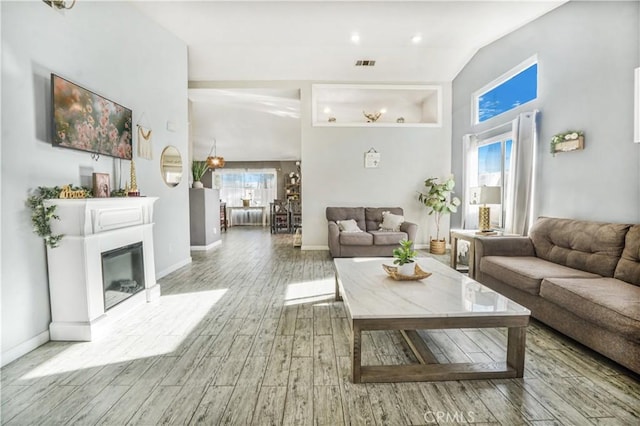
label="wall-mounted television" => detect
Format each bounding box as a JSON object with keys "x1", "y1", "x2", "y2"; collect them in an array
[{"x1": 51, "y1": 74, "x2": 133, "y2": 160}]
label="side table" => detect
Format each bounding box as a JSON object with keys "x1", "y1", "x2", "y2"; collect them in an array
[{"x1": 450, "y1": 229, "x2": 502, "y2": 279}]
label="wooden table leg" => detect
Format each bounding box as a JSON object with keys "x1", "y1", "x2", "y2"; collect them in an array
[
  {"x1": 507, "y1": 326, "x2": 526, "y2": 377},
  {"x1": 451, "y1": 234, "x2": 458, "y2": 269},
  {"x1": 335, "y1": 273, "x2": 342, "y2": 301},
  {"x1": 352, "y1": 321, "x2": 362, "y2": 383}
]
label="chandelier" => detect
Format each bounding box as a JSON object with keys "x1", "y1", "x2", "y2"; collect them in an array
[{"x1": 206, "y1": 138, "x2": 225, "y2": 169}]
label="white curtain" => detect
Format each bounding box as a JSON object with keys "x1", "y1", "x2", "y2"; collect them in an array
[
  {"x1": 462, "y1": 133, "x2": 479, "y2": 229},
  {"x1": 504, "y1": 110, "x2": 539, "y2": 235},
  {"x1": 215, "y1": 168, "x2": 277, "y2": 207}
]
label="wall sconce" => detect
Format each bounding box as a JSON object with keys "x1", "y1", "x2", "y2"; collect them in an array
[
  {"x1": 43, "y1": 0, "x2": 77, "y2": 10},
  {"x1": 469, "y1": 186, "x2": 501, "y2": 232}
]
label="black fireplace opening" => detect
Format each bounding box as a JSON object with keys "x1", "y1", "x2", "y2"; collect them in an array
[{"x1": 101, "y1": 242, "x2": 145, "y2": 311}]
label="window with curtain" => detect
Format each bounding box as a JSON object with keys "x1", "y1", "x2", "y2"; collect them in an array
[
  {"x1": 463, "y1": 111, "x2": 538, "y2": 235},
  {"x1": 467, "y1": 133, "x2": 513, "y2": 229},
  {"x1": 215, "y1": 168, "x2": 277, "y2": 207}
]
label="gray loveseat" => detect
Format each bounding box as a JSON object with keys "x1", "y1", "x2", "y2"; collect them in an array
[
  {"x1": 474, "y1": 216, "x2": 640, "y2": 374},
  {"x1": 326, "y1": 207, "x2": 417, "y2": 258}
]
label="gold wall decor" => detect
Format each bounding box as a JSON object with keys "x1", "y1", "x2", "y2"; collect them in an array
[{"x1": 59, "y1": 185, "x2": 88, "y2": 199}]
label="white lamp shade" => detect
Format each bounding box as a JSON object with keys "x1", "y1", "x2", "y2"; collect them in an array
[{"x1": 469, "y1": 186, "x2": 501, "y2": 205}]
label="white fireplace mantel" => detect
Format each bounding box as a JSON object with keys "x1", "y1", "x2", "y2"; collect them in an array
[{"x1": 44, "y1": 197, "x2": 159, "y2": 341}]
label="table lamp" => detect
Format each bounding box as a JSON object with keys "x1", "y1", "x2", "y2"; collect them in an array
[{"x1": 470, "y1": 186, "x2": 501, "y2": 232}]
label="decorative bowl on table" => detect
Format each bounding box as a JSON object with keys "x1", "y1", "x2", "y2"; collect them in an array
[{"x1": 383, "y1": 264, "x2": 432, "y2": 281}]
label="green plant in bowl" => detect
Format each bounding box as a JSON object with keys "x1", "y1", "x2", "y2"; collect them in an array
[{"x1": 393, "y1": 239, "x2": 417, "y2": 275}]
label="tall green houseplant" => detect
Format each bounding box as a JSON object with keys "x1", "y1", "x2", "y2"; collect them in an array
[{"x1": 418, "y1": 177, "x2": 461, "y2": 244}]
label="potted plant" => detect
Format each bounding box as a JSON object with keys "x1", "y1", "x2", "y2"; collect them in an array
[
  {"x1": 418, "y1": 177, "x2": 461, "y2": 254},
  {"x1": 191, "y1": 160, "x2": 208, "y2": 188},
  {"x1": 393, "y1": 239, "x2": 418, "y2": 276}
]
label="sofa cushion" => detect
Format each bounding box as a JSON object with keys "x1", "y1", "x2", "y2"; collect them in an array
[
  {"x1": 339, "y1": 231, "x2": 373, "y2": 246},
  {"x1": 480, "y1": 256, "x2": 601, "y2": 295},
  {"x1": 326, "y1": 207, "x2": 366, "y2": 232},
  {"x1": 364, "y1": 207, "x2": 403, "y2": 232},
  {"x1": 614, "y1": 224, "x2": 640, "y2": 286},
  {"x1": 369, "y1": 230, "x2": 408, "y2": 246},
  {"x1": 336, "y1": 219, "x2": 363, "y2": 233},
  {"x1": 379, "y1": 211, "x2": 404, "y2": 232},
  {"x1": 529, "y1": 217, "x2": 631, "y2": 277},
  {"x1": 540, "y1": 277, "x2": 640, "y2": 341}
]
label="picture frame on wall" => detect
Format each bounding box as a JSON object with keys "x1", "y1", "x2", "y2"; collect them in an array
[{"x1": 93, "y1": 173, "x2": 110, "y2": 198}]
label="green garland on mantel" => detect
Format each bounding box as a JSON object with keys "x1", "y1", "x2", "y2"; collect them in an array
[{"x1": 26, "y1": 185, "x2": 92, "y2": 249}]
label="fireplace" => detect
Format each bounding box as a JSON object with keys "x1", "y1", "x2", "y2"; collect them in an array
[
  {"x1": 44, "y1": 197, "x2": 159, "y2": 341},
  {"x1": 102, "y1": 242, "x2": 145, "y2": 310}
]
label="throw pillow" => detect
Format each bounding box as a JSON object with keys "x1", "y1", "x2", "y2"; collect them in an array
[
  {"x1": 337, "y1": 219, "x2": 363, "y2": 233},
  {"x1": 379, "y1": 211, "x2": 404, "y2": 232}
]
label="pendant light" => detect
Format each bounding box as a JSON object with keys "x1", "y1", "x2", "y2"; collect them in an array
[{"x1": 206, "y1": 138, "x2": 225, "y2": 169}]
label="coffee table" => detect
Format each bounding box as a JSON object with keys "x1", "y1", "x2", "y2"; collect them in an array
[{"x1": 334, "y1": 257, "x2": 530, "y2": 383}]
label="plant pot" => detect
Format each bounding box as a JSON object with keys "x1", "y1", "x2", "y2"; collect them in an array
[
  {"x1": 192, "y1": 181, "x2": 204, "y2": 189},
  {"x1": 430, "y1": 239, "x2": 446, "y2": 255},
  {"x1": 398, "y1": 262, "x2": 415, "y2": 276}
]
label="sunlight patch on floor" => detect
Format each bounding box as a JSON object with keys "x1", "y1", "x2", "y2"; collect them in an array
[
  {"x1": 19, "y1": 289, "x2": 227, "y2": 381},
  {"x1": 284, "y1": 278, "x2": 334, "y2": 306}
]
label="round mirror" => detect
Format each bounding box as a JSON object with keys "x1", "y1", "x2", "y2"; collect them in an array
[{"x1": 160, "y1": 145, "x2": 183, "y2": 187}]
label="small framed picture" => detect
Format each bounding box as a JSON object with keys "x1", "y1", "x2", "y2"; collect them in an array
[{"x1": 92, "y1": 173, "x2": 110, "y2": 198}]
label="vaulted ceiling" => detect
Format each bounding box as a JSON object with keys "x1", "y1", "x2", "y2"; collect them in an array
[{"x1": 133, "y1": 1, "x2": 567, "y2": 161}]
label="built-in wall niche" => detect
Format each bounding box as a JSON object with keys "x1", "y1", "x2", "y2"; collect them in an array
[{"x1": 311, "y1": 84, "x2": 442, "y2": 127}]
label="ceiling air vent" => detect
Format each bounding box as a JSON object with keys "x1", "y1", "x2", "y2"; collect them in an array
[{"x1": 355, "y1": 60, "x2": 376, "y2": 67}]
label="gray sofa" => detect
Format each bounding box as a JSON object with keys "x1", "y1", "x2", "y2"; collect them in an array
[
  {"x1": 326, "y1": 207, "x2": 417, "y2": 258},
  {"x1": 474, "y1": 217, "x2": 640, "y2": 374}
]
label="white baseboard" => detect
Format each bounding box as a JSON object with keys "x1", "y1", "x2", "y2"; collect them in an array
[
  {"x1": 156, "y1": 256, "x2": 192, "y2": 279},
  {"x1": 1, "y1": 330, "x2": 50, "y2": 368},
  {"x1": 190, "y1": 240, "x2": 222, "y2": 251},
  {"x1": 301, "y1": 245, "x2": 329, "y2": 251}
]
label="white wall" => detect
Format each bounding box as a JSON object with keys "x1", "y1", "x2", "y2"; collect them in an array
[
  {"x1": 301, "y1": 83, "x2": 454, "y2": 248},
  {"x1": 1, "y1": 1, "x2": 191, "y2": 365},
  {"x1": 451, "y1": 1, "x2": 640, "y2": 228},
  {"x1": 188, "y1": 80, "x2": 454, "y2": 248}
]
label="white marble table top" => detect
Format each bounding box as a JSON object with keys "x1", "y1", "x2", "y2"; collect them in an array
[{"x1": 334, "y1": 257, "x2": 530, "y2": 320}]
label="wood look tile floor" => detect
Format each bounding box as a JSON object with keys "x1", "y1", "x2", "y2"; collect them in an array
[{"x1": 1, "y1": 227, "x2": 639, "y2": 425}]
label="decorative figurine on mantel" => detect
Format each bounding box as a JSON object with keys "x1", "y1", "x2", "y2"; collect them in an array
[
  {"x1": 363, "y1": 110, "x2": 382, "y2": 123},
  {"x1": 127, "y1": 159, "x2": 140, "y2": 197}
]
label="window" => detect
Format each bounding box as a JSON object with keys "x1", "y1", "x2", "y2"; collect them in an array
[
  {"x1": 215, "y1": 169, "x2": 276, "y2": 207},
  {"x1": 466, "y1": 133, "x2": 513, "y2": 229},
  {"x1": 473, "y1": 56, "x2": 537, "y2": 124}
]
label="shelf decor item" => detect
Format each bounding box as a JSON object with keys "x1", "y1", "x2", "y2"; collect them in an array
[
  {"x1": 551, "y1": 130, "x2": 584, "y2": 155},
  {"x1": 92, "y1": 173, "x2": 110, "y2": 198},
  {"x1": 128, "y1": 159, "x2": 140, "y2": 196},
  {"x1": 363, "y1": 110, "x2": 382, "y2": 122}
]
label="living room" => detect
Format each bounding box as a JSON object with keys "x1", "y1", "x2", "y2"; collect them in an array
[{"x1": 1, "y1": 0, "x2": 639, "y2": 424}]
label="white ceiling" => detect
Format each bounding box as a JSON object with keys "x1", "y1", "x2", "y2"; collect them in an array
[{"x1": 133, "y1": 1, "x2": 567, "y2": 161}]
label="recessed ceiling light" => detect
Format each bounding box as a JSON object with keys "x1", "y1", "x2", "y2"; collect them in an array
[
  {"x1": 411, "y1": 34, "x2": 422, "y2": 44},
  {"x1": 351, "y1": 33, "x2": 360, "y2": 44},
  {"x1": 323, "y1": 107, "x2": 331, "y2": 114},
  {"x1": 380, "y1": 108, "x2": 387, "y2": 114}
]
